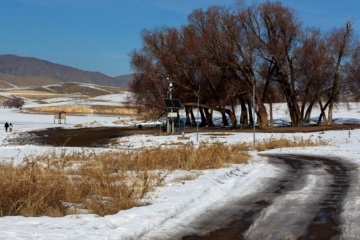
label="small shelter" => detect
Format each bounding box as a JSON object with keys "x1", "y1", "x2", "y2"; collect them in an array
[{"x1": 54, "y1": 111, "x2": 66, "y2": 124}]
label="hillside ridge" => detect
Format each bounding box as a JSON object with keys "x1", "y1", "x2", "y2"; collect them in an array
[{"x1": 0, "y1": 54, "x2": 133, "y2": 88}]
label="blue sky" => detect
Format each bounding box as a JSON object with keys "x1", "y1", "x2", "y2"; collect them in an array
[{"x1": 0, "y1": 0, "x2": 358, "y2": 77}]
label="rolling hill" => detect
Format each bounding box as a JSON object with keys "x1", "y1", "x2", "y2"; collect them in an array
[
  {"x1": 0, "y1": 54, "x2": 133, "y2": 88},
  {"x1": 0, "y1": 73, "x2": 62, "y2": 88}
]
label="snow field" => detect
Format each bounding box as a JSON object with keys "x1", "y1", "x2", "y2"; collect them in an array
[{"x1": 0, "y1": 92, "x2": 359, "y2": 239}]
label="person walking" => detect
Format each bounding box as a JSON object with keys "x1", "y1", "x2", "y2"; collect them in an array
[
  {"x1": 9, "y1": 123, "x2": 13, "y2": 132},
  {"x1": 4, "y1": 122, "x2": 9, "y2": 132}
]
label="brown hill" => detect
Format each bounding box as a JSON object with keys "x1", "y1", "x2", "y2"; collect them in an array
[
  {"x1": 0, "y1": 73, "x2": 62, "y2": 89},
  {"x1": 0, "y1": 54, "x2": 133, "y2": 88},
  {"x1": 3, "y1": 82, "x2": 128, "y2": 97},
  {"x1": 38, "y1": 82, "x2": 125, "y2": 97}
]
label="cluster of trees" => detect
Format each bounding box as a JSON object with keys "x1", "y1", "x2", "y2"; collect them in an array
[
  {"x1": 129, "y1": 1, "x2": 360, "y2": 129},
  {"x1": 2, "y1": 96, "x2": 25, "y2": 109}
]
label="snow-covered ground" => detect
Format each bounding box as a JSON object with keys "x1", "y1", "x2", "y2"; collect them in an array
[{"x1": 0, "y1": 92, "x2": 359, "y2": 239}]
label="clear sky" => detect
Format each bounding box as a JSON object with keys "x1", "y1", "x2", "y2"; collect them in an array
[{"x1": 0, "y1": 0, "x2": 358, "y2": 77}]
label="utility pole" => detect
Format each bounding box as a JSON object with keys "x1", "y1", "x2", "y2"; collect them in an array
[
  {"x1": 197, "y1": 96, "x2": 199, "y2": 142},
  {"x1": 252, "y1": 77, "x2": 256, "y2": 149},
  {"x1": 167, "y1": 78, "x2": 174, "y2": 134}
]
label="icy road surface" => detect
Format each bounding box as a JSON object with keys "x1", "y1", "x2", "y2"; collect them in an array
[{"x1": 180, "y1": 154, "x2": 358, "y2": 240}]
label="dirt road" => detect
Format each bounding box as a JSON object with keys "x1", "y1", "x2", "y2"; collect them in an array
[
  {"x1": 182, "y1": 154, "x2": 356, "y2": 240},
  {"x1": 9, "y1": 123, "x2": 360, "y2": 147}
]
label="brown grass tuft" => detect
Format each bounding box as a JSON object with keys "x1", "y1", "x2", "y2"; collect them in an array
[
  {"x1": 173, "y1": 172, "x2": 201, "y2": 182},
  {"x1": 255, "y1": 136, "x2": 330, "y2": 151}
]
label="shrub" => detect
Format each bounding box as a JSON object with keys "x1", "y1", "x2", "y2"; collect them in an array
[{"x1": 3, "y1": 96, "x2": 25, "y2": 108}]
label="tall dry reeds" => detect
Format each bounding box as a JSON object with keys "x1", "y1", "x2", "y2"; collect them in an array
[
  {"x1": 254, "y1": 136, "x2": 329, "y2": 151},
  {"x1": 0, "y1": 159, "x2": 142, "y2": 217},
  {"x1": 0, "y1": 142, "x2": 250, "y2": 218},
  {"x1": 108, "y1": 142, "x2": 250, "y2": 171}
]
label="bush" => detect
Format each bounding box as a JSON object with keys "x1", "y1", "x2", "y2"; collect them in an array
[{"x1": 3, "y1": 96, "x2": 25, "y2": 108}]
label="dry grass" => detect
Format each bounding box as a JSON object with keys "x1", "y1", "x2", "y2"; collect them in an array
[
  {"x1": 0, "y1": 156, "x2": 164, "y2": 217},
  {"x1": 0, "y1": 95, "x2": 10, "y2": 103},
  {"x1": 203, "y1": 133, "x2": 233, "y2": 136},
  {"x1": 255, "y1": 136, "x2": 330, "y2": 151},
  {"x1": 120, "y1": 142, "x2": 250, "y2": 171},
  {"x1": 161, "y1": 141, "x2": 187, "y2": 146},
  {"x1": 26, "y1": 105, "x2": 138, "y2": 115},
  {"x1": 112, "y1": 119, "x2": 130, "y2": 124},
  {"x1": 153, "y1": 132, "x2": 169, "y2": 137},
  {"x1": 3, "y1": 90, "x2": 85, "y2": 100},
  {"x1": 110, "y1": 140, "x2": 131, "y2": 146},
  {"x1": 0, "y1": 142, "x2": 250, "y2": 218},
  {"x1": 0, "y1": 74, "x2": 61, "y2": 87},
  {"x1": 33, "y1": 100, "x2": 48, "y2": 104},
  {"x1": 136, "y1": 109, "x2": 165, "y2": 120},
  {"x1": 98, "y1": 86, "x2": 129, "y2": 94},
  {"x1": 21, "y1": 94, "x2": 84, "y2": 99},
  {"x1": 173, "y1": 172, "x2": 201, "y2": 183},
  {"x1": 4, "y1": 90, "x2": 57, "y2": 94}
]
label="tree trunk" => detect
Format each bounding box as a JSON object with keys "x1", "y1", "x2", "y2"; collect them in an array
[
  {"x1": 204, "y1": 108, "x2": 214, "y2": 127},
  {"x1": 304, "y1": 103, "x2": 313, "y2": 123},
  {"x1": 221, "y1": 109, "x2": 229, "y2": 126},
  {"x1": 240, "y1": 101, "x2": 249, "y2": 128},
  {"x1": 185, "y1": 107, "x2": 191, "y2": 125},
  {"x1": 269, "y1": 99, "x2": 274, "y2": 127},
  {"x1": 289, "y1": 100, "x2": 302, "y2": 126},
  {"x1": 326, "y1": 20, "x2": 353, "y2": 125},
  {"x1": 300, "y1": 88, "x2": 310, "y2": 121},
  {"x1": 225, "y1": 109, "x2": 238, "y2": 128},
  {"x1": 280, "y1": 81, "x2": 303, "y2": 127},
  {"x1": 199, "y1": 107, "x2": 206, "y2": 127},
  {"x1": 328, "y1": 101, "x2": 334, "y2": 125},
  {"x1": 232, "y1": 104, "x2": 237, "y2": 126},
  {"x1": 317, "y1": 100, "x2": 328, "y2": 125},
  {"x1": 190, "y1": 108, "x2": 197, "y2": 126},
  {"x1": 256, "y1": 101, "x2": 269, "y2": 129},
  {"x1": 247, "y1": 100, "x2": 254, "y2": 128}
]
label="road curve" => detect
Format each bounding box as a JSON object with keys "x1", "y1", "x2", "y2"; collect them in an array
[{"x1": 182, "y1": 154, "x2": 356, "y2": 240}]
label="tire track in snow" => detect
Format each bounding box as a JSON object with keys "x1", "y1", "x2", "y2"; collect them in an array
[
  {"x1": 182, "y1": 154, "x2": 354, "y2": 240},
  {"x1": 138, "y1": 162, "x2": 283, "y2": 240}
]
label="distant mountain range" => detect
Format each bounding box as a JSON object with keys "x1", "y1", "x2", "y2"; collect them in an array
[{"x1": 0, "y1": 54, "x2": 133, "y2": 88}]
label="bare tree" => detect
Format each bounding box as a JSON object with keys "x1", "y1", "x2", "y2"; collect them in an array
[
  {"x1": 3, "y1": 97, "x2": 25, "y2": 109},
  {"x1": 129, "y1": 1, "x2": 359, "y2": 128},
  {"x1": 237, "y1": 1, "x2": 306, "y2": 126},
  {"x1": 320, "y1": 19, "x2": 359, "y2": 124}
]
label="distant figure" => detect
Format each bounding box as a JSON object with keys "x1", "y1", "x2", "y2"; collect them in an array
[
  {"x1": 9, "y1": 123, "x2": 13, "y2": 132},
  {"x1": 4, "y1": 122, "x2": 9, "y2": 132}
]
